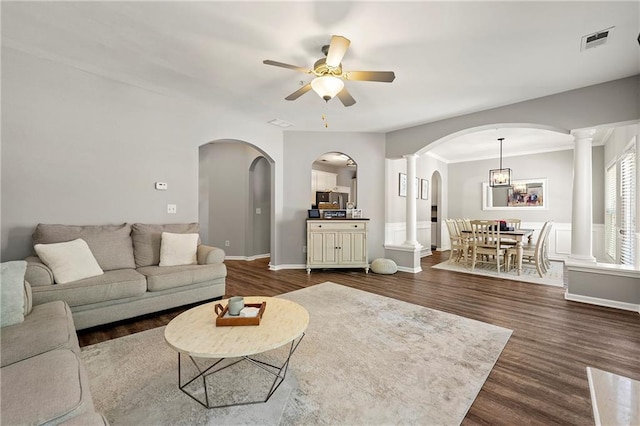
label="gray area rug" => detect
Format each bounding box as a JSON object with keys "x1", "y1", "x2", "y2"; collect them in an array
[
  {"x1": 432, "y1": 259, "x2": 564, "y2": 287},
  {"x1": 81, "y1": 282, "x2": 512, "y2": 425}
]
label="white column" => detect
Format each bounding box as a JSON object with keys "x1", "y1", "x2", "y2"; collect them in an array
[
  {"x1": 569, "y1": 129, "x2": 597, "y2": 262},
  {"x1": 403, "y1": 154, "x2": 420, "y2": 247}
]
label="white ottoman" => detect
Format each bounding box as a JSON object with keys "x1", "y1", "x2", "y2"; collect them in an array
[{"x1": 370, "y1": 258, "x2": 398, "y2": 274}]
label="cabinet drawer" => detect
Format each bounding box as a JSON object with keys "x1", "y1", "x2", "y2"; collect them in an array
[{"x1": 308, "y1": 222, "x2": 367, "y2": 231}]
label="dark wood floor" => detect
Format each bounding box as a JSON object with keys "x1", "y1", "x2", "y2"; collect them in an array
[{"x1": 78, "y1": 252, "x2": 640, "y2": 425}]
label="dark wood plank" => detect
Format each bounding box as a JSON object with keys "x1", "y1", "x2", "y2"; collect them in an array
[{"x1": 77, "y1": 253, "x2": 640, "y2": 425}]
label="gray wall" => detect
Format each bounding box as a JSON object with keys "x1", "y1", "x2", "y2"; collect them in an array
[
  {"x1": 1, "y1": 47, "x2": 285, "y2": 262},
  {"x1": 282, "y1": 131, "x2": 386, "y2": 265},
  {"x1": 447, "y1": 147, "x2": 604, "y2": 223},
  {"x1": 387, "y1": 75, "x2": 640, "y2": 158}
]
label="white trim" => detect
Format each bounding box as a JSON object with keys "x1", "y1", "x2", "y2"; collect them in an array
[
  {"x1": 383, "y1": 243, "x2": 422, "y2": 252},
  {"x1": 565, "y1": 261, "x2": 640, "y2": 278},
  {"x1": 586, "y1": 368, "x2": 602, "y2": 426},
  {"x1": 268, "y1": 263, "x2": 305, "y2": 271},
  {"x1": 564, "y1": 290, "x2": 640, "y2": 313},
  {"x1": 225, "y1": 253, "x2": 270, "y2": 261},
  {"x1": 397, "y1": 266, "x2": 423, "y2": 273}
]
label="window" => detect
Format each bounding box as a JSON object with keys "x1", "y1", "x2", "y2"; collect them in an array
[
  {"x1": 619, "y1": 149, "x2": 636, "y2": 265},
  {"x1": 605, "y1": 164, "x2": 616, "y2": 260}
]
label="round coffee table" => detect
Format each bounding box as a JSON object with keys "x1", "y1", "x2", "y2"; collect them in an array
[{"x1": 165, "y1": 296, "x2": 309, "y2": 408}]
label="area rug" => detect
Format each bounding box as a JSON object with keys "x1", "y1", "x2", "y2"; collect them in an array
[
  {"x1": 81, "y1": 282, "x2": 512, "y2": 425},
  {"x1": 432, "y1": 259, "x2": 564, "y2": 287}
]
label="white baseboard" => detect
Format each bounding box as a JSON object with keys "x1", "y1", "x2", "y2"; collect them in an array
[
  {"x1": 269, "y1": 263, "x2": 305, "y2": 271},
  {"x1": 225, "y1": 253, "x2": 270, "y2": 261},
  {"x1": 397, "y1": 266, "x2": 423, "y2": 273},
  {"x1": 564, "y1": 291, "x2": 640, "y2": 314}
]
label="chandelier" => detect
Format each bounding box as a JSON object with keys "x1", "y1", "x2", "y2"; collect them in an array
[{"x1": 489, "y1": 137, "x2": 512, "y2": 187}]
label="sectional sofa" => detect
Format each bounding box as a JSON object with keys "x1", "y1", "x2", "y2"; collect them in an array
[
  {"x1": 24, "y1": 222, "x2": 227, "y2": 330},
  {"x1": 1, "y1": 261, "x2": 107, "y2": 425}
]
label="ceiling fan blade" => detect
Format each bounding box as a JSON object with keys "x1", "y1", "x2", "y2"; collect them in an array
[
  {"x1": 263, "y1": 60, "x2": 311, "y2": 74},
  {"x1": 285, "y1": 83, "x2": 313, "y2": 101},
  {"x1": 325, "y1": 35, "x2": 351, "y2": 68},
  {"x1": 343, "y1": 71, "x2": 396, "y2": 82},
  {"x1": 337, "y1": 87, "x2": 356, "y2": 107}
]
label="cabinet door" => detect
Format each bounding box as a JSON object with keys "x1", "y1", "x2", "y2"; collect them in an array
[
  {"x1": 337, "y1": 232, "x2": 367, "y2": 264},
  {"x1": 309, "y1": 232, "x2": 337, "y2": 264}
]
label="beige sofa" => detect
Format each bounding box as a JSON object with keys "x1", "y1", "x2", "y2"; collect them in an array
[
  {"x1": 24, "y1": 223, "x2": 226, "y2": 330},
  {"x1": 1, "y1": 261, "x2": 107, "y2": 425}
]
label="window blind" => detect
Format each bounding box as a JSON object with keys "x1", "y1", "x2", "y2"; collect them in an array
[
  {"x1": 619, "y1": 150, "x2": 636, "y2": 265},
  {"x1": 605, "y1": 164, "x2": 616, "y2": 261}
]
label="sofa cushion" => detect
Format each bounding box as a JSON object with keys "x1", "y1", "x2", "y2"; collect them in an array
[
  {"x1": 33, "y1": 223, "x2": 136, "y2": 271},
  {"x1": 31, "y1": 269, "x2": 147, "y2": 308},
  {"x1": 132, "y1": 223, "x2": 200, "y2": 267},
  {"x1": 0, "y1": 349, "x2": 95, "y2": 425},
  {"x1": 24, "y1": 280, "x2": 33, "y2": 315},
  {"x1": 159, "y1": 232, "x2": 199, "y2": 266},
  {"x1": 137, "y1": 263, "x2": 227, "y2": 292},
  {"x1": 1, "y1": 301, "x2": 79, "y2": 367},
  {"x1": 35, "y1": 238, "x2": 104, "y2": 284},
  {"x1": 1, "y1": 261, "x2": 27, "y2": 327}
]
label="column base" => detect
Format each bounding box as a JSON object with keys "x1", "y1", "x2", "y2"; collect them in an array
[
  {"x1": 384, "y1": 244, "x2": 422, "y2": 273},
  {"x1": 568, "y1": 254, "x2": 597, "y2": 263}
]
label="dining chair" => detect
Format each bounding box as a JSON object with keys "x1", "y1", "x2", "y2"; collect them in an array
[
  {"x1": 506, "y1": 221, "x2": 553, "y2": 277},
  {"x1": 445, "y1": 219, "x2": 467, "y2": 264},
  {"x1": 470, "y1": 220, "x2": 507, "y2": 273},
  {"x1": 500, "y1": 218, "x2": 522, "y2": 245}
]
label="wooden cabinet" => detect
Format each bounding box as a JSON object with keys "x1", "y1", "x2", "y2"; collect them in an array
[{"x1": 306, "y1": 220, "x2": 369, "y2": 273}]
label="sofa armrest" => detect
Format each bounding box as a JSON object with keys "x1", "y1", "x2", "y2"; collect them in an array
[
  {"x1": 197, "y1": 245, "x2": 225, "y2": 265},
  {"x1": 24, "y1": 256, "x2": 54, "y2": 287}
]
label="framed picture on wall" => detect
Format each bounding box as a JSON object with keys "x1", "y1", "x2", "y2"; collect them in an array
[
  {"x1": 421, "y1": 179, "x2": 429, "y2": 200},
  {"x1": 399, "y1": 173, "x2": 407, "y2": 197}
]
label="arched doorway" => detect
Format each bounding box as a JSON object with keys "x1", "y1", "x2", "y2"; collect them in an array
[{"x1": 198, "y1": 140, "x2": 274, "y2": 262}]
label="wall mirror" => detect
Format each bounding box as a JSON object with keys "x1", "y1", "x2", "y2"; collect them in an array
[
  {"x1": 482, "y1": 178, "x2": 547, "y2": 210},
  {"x1": 311, "y1": 152, "x2": 357, "y2": 209}
]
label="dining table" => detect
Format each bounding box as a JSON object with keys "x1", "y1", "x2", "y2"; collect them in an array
[{"x1": 460, "y1": 228, "x2": 534, "y2": 275}]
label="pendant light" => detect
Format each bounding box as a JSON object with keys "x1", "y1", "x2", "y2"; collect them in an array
[{"x1": 489, "y1": 137, "x2": 512, "y2": 187}]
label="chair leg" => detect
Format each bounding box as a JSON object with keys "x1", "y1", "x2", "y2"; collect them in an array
[{"x1": 471, "y1": 248, "x2": 477, "y2": 271}]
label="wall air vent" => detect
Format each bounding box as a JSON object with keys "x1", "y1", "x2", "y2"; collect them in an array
[{"x1": 581, "y1": 26, "x2": 615, "y2": 51}]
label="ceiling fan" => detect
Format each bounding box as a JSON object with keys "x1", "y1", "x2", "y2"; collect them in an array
[{"x1": 263, "y1": 35, "x2": 395, "y2": 107}]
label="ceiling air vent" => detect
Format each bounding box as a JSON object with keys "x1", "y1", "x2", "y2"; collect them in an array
[{"x1": 581, "y1": 26, "x2": 615, "y2": 51}]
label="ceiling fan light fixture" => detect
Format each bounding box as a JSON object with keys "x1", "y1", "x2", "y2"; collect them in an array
[{"x1": 311, "y1": 76, "x2": 344, "y2": 102}]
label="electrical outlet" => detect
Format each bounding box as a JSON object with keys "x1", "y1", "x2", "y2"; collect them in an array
[
  {"x1": 167, "y1": 204, "x2": 177, "y2": 214},
  {"x1": 303, "y1": 245, "x2": 307, "y2": 253},
  {"x1": 256, "y1": 208, "x2": 261, "y2": 214},
  {"x1": 225, "y1": 240, "x2": 230, "y2": 247}
]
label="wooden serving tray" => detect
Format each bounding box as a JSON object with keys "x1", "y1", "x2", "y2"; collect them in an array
[{"x1": 214, "y1": 302, "x2": 266, "y2": 327}]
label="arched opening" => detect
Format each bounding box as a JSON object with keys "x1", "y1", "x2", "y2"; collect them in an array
[
  {"x1": 311, "y1": 152, "x2": 357, "y2": 210},
  {"x1": 199, "y1": 140, "x2": 275, "y2": 263}
]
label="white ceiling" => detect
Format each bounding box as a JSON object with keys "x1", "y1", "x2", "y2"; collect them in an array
[{"x1": 2, "y1": 1, "x2": 638, "y2": 161}]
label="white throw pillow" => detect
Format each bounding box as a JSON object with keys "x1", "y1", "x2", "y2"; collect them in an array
[
  {"x1": 34, "y1": 238, "x2": 104, "y2": 284},
  {"x1": 1, "y1": 261, "x2": 27, "y2": 327},
  {"x1": 159, "y1": 232, "x2": 199, "y2": 267}
]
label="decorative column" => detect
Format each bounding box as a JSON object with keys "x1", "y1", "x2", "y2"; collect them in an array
[
  {"x1": 569, "y1": 129, "x2": 597, "y2": 262},
  {"x1": 403, "y1": 154, "x2": 420, "y2": 247}
]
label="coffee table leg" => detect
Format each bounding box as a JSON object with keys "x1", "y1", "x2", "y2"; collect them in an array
[{"x1": 177, "y1": 332, "x2": 305, "y2": 409}]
